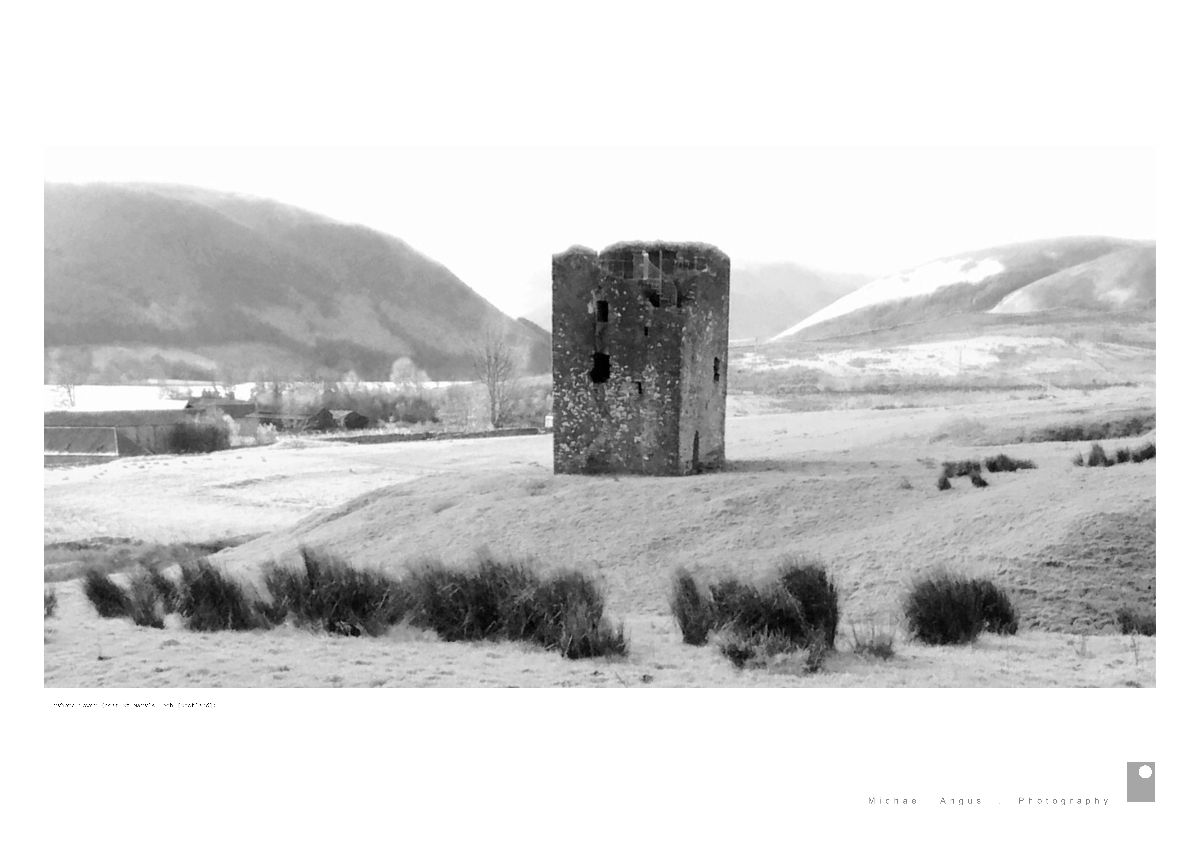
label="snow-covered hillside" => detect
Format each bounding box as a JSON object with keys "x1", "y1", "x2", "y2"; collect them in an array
[{"x1": 770, "y1": 257, "x2": 1006, "y2": 341}]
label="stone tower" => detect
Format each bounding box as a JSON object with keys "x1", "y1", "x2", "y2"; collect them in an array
[{"x1": 552, "y1": 241, "x2": 730, "y2": 475}]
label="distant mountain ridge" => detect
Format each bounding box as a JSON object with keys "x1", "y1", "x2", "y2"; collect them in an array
[
  {"x1": 44, "y1": 182, "x2": 550, "y2": 382},
  {"x1": 771, "y1": 236, "x2": 1155, "y2": 341}
]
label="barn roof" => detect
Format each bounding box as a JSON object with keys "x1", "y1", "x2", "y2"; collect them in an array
[{"x1": 44, "y1": 409, "x2": 201, "y2": 428}]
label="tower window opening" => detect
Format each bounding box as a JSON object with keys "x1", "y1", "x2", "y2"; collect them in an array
[
  {"x1": 596, "y1": 300, "x2": 608, "y2": 322},
  {"x1": 714, "y1": 357, "x2": 721, "y2": 382},
  {"x1": 635, "y1": 381, "x2": 643, "y2": 395},
  {"x1": 590, "y1": 352, "x2": 611, "y2": 384}
]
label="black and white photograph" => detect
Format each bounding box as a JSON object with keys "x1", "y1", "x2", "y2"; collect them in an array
[
  {"x1": 41, "y1": 145, "x2": 1156, "y2": 689},
  {"x1": 25, "y1": 1, "x2": 1184, "y2": 837}
]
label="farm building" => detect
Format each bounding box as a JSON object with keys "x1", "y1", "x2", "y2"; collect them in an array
[
  {"x1": 245, "y1": 408, "x2": 335, "y2": 433},
  {"x1": 552, "y1": 241, "x2": 731, "y2": 475},
  {"x1": 44, "y1": 409, "x2": 207, "y2": 456}
]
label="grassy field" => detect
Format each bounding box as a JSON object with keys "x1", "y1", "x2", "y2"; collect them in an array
[{"x1": 44, "y1": 377, "x2": 1155, "y2": 687}]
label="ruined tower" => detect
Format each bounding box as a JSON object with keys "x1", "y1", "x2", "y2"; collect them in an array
[{"x1": 552, "y1": 241, "x2": 730, "y2": 475}]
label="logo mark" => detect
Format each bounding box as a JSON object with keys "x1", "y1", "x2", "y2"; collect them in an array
[{"x1": 1127, "y1": 762, "x2": 1154, "y2": 802}]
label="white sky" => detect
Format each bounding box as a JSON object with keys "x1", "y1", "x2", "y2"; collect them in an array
[
  {"x1": 37, "y1": 4, "x2": 1162, "y2": 317},
  {"x1": 44, "y1": 145, "x2": 1154, "y2": 317}
]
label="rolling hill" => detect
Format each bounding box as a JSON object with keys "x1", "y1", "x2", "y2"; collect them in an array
[
  {"x1": 771, "y1": 236, "x2": 1155, "y2": 342},
  {"x1": 44, "y1": 183, "x2": 550, "y2": 382}
]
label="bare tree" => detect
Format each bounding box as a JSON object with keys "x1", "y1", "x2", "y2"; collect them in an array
[
  {"x1": 53, "y1": 348, "x2": 92, "y2": 408},
  {"x1": 470, "y1": 321, "x2": 517, "y2": 429}
]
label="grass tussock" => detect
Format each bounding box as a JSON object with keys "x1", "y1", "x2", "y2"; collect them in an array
[
  {"x1": 145, "y1": 568, "x2": 182, "y2": 614},
  {"x1": 969, "y1": 470, "x2": 989, "y2": 488},
  {"x1": 177, "y1": 559, "x2": 269, "y2": 632},
  {"x1": 777, "y1": 557, "x2": 840, "y2": 649},
  {"x1": 669, "y1": 569, "x2": 715, "y2": 646},
  {"x1": 126, "y1": 569, "x2": 167, "y2": 629},
  {"x1": 403, "y1": 558, "x2": 626, "y2": 659},
  {"x1": 670, "y1": 560, "x2": 838, "y2": 671},
  {"x1": 941, "y1": 459, "x2": 982, "y2": 478},
  {"x1": 936, "y1": 475, "x2": 952, "y2": 491},
  {"x1": 1024, "y1": 413, "x2": 1155, "y2": 443},
  {"x1": 1087, "y1": 443, "x2": 1113, "y2": 467},
  {"x1": 1078, "y1": 441, "x2": 1155, "y2": 469},
  {"x1": 904, "y1": 572, "x2": 1019, "y2": 645},
  {"x1": 1115, "y1": 605, "x2": 1156, "y2": 636},
  {"x1": 83, "y1": 568, "x2": 131, "y2": 619},
  {"x1": 1131, "y1": 441, "x2": 1155, "y2": 463},
  {"x1": 73, "y1": 544, "x2": 628, "y2": 657},
  {"x1": 262, "y1": 548, "x2": 407, "y2": 637},
  {"x1": 537, "y1": 571, "x2": 628, "y2": 659},
  {"x1": 44, "y1": 587, "x2": 58, "y2": 619},
  {"x1": 984, "y1": 454, "x2": 1037, "y2": 473},
  {"x1": 81, "y1": 565, "x2": 176, "y2": 627}
]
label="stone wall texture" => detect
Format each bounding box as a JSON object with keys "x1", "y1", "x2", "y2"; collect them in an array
[{"x1": 552, "y1": 241, "x2": 730, "y2": 475}]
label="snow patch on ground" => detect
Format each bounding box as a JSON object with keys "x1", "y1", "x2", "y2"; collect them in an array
[
  {"x1": 740, "y1": 335, "x2": 1069, "y2": 377},
  {"x1": 772, "y1": 257, "x2": 1006, "y2": 340}
]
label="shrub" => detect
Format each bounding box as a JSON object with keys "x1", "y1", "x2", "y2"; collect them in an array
[
  {"x1": 167, "y1": 421, "x2": 231, "y2": 454},
  {"x1": 670, "y1": 569, "x2": 715, "y2": 646},
  {"x1": 1131, "y1": 441, "x2": 1156, "y2": 463},
  {"x1": 904, "y1": 572, "x2": 1018, "y2": 645},
  {"x1": 984, "y1": 454, "x2": 1037, "y2": 473},
  {"x1": 1086, "y1": 443, "x2": 1113, "y2": 467},
  {"x1": 695, "y1": 563, "x2": 838, "y2": 671},
  {"x1": 1116, "y1": 605, "x2": 1155, "y2": 636},
  {"x1": 145, "y1": 568, "x2": 182, "y2": 614},
  {"x1": 125, "y1": 569, "x2": 166, "y2": 629},
  {"x1": 403, "y1": 558, "x2": 537, "y2": 642},
  {"x1": 402, "y1": 557, "x2": 627, "y2": 659},
  {"x1": 1072, "y1": 452, "x2": 1085, "y2": 467},
  {"x1": 1026, "y1": 414, "x2": 1155, "y2": 443},
  {"x1": 536, "y1": 571, "x2": 627, "y2": 659},
  {"x1": 777, "y1": 558, "x2": 840, "y2": 649},
  {"x1": 709, "y1": 577, "x2": 758, "y2": 626},
  {"x1": 83, "y1": 568, "x2": 130, "y2": 619},
  {"x1": 974, "y1": 579, "x2": 1020, "y2": 635},
  {"x1": 1114, "y1": 447, "x2": 1132, "y2": 464},
  {"x1": 937, "y1": 475, "x2": 952, "y2": 491},
  {"x1": 44, "y1": 587, "x2": 58, "y2": 619},
  {"x1": 715, "y1": 582, "x2": 810, "y2": 645},
  {"x1": 898, "y1": 476, "x2": 913, "y2": 490},
  {"x1": 262, "y1": 548, "x2": 409, "y2": 637},
  {"x1": 177, "y1": 560, "x2": 268, "y2": 631},
  {"x1": 969, "y1": 470, "x2": 989, "y2": 488},
  {"x1": 942, "y1": 459, "x2": 981, "y2": 478}
]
